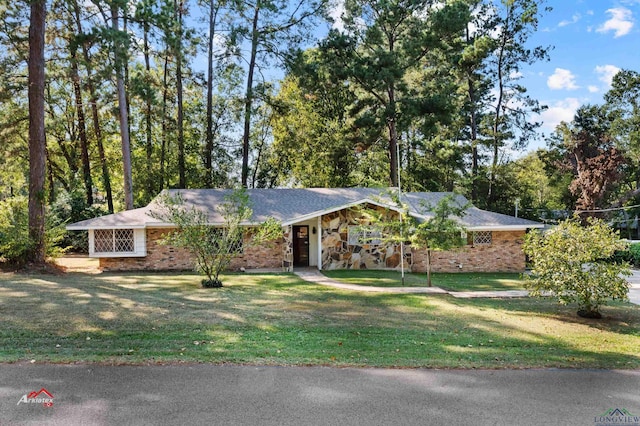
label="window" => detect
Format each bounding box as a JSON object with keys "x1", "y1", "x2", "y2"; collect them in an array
[
  {"x1": 348, "y1": 226, "x2": 382, "y2": 245},
  {"x1": 94, "y1": 229, "x2": 135, "y2": 253},
  {"x1": 472, "y1": 231, "x2": 492, "y2": 246}
]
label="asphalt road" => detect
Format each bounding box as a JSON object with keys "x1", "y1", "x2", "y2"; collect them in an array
[{"x1": 1, "y1": 364, "x2": 639, "y2": 426}]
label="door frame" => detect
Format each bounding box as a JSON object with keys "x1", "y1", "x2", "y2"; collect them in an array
[{"x1": 292, "y1": 225, "x2": 310, "y2": 267}]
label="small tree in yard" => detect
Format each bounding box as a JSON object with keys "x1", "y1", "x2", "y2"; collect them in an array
[
  {"x1": 523, "y1": 217, "x2": 630, "y2": 318},
  {"x1": 153, "y1": 189, "x2": 281, "y2": 288},
  {"x1": 361, "y1": 193, "x2": 468, "y2": 287},
  {"x1": 409, "y1": 195, "x2": 468, "y2": 287}
]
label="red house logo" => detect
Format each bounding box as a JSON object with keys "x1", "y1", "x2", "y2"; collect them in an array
[{"x1": 17, "y1": 388, "x2": 54, "y2": 407}]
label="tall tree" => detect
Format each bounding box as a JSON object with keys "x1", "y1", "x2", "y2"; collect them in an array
[
  {"x1": 235, "y1": 0, "x2": 323, "y2": 188},
  {"x1": 68, "y1": 30, "x2": 94, "y2": 206},
  {"x1": 550, "y1": 105, "x2": 626, "y2": 218},
  {"x1": 27, "y1": 0, "x2": 47, "y2": 263},
  {"x1": 265, "y1": 49, "x2": 357, "y2": 187},
  {"x1": 109, "y1": 0, "x2": 134, "y2": 209},
  {"x1": 72, "y1": 0, "x2": 114, "y2": 212},
  {"x1": 485, "y1": 0, "x2": 550, "y2": 207},
  {"x1": 174, "y1": 0, "x2": 186, "y2": 188},
  {"x1": 203, "y1": 0, "x2": 224, "y2": 188},
  {"x1": 605, "y1": 69, "x2": 640, "y2": 206},
  {"x1": 321, "y1": 0, "x2": 468, "y2": 187},
  {"x1": 453, "y1": 0, "x2": 495, "y2": 202}
]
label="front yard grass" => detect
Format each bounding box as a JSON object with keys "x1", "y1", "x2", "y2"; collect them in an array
[
  {"x1": 322, "y1": 270, "x2": 525, "y2": 291},
  {"x1": 0, "y1": 271, "x2": 638, "y2": 369}
]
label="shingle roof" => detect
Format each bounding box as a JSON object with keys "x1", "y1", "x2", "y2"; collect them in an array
[{"x1": 66, "y1": 188, "x2": 542, "y2": 230}]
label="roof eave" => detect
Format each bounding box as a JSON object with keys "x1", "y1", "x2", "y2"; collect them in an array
[
  {"x1": 466, "y1": 224, "x2": 544, "y2": 231},
  {"x1": 66, "y1": 224, "x2": 147, "y2": 231}
]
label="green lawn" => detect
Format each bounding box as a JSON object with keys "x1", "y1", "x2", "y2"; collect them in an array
[
  {"x1": 322, "y1": 270, "x2": 526, "y2": 291},
  {"x1": 0, "y1": 271, "x2": 638, "y2": 369}
]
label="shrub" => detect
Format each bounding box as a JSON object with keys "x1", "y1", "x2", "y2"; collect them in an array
[
  {"x1": 0, "y1": 196, "x2": 72, "y2": 265},
  {"x1": 610, "y1": 242, "x2": 640, "y2": 267},
  {"x1": 0, "y1": 197, "x2": 32, "y2": 264},
  {"x1": 50, "y1": 190, "x2": 108, "y2": 252},
  {"x1": 523, "y1": 217, "x2": 631, "y2": 318}
]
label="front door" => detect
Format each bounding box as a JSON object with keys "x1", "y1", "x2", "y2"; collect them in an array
[{"x1": 293, "y1": 226, "x2": 309, "y2": 267}]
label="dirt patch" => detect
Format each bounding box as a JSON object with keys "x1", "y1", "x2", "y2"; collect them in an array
[{"x1": 54, "y1": 255, "x2": 101, "y2": 274}]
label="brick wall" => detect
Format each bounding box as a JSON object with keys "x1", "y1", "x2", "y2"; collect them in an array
[
  {"x1": 98, "y1": 227, "x2": 527, "y2": 273},
  {"x1": 410, "y1": 230, "x2": 526, "y2": 273},
  {"x1": 100, "y1": 228, "x2": 284, "y2": 272}
]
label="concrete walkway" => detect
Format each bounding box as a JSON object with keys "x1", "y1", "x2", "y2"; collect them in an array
[
  {"x1": 294, "y1": 269, "x2": 524, "y2": 298},
  {"x1": 294, "y1": 269, "x2": 448, "y2": 294},
  {"x1": 295, "y1": 269, "x2": 640, "y2": 304},
  {"x1": 627, "y1": 270, "x2": 640, "y2": 305}
]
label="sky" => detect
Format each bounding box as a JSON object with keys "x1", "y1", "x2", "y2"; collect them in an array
[{"x1": 522, "y1": 0, "x2": 640, "y2": 151}]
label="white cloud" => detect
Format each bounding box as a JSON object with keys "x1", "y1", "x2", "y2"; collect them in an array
[
  {"x1": 547, "y1": 68, "x2": 580, "y2": 90},
  {"x1": 539, "y1": 98, "x2": 582, "y2": 132},
  {"x1": 559, "y1": 13, "x2": 581, "y2": 27},
  {"x1": 595, "y1": 64, "x2": 621, "y2": 87},
  {"x1": 597, "y1": 7, "x2": 634, "y2": 38},
  {"x1": 588, "y1": 85, "x2": 600, "y2": 93}
]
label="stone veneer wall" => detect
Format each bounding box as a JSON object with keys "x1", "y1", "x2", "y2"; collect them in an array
[
  {"x1": 282, "y1": 225, "x2": 293, "y2": 272},
  {"x1": 411, "y1": 230, "x2": 527, "y2": 273},
  {"x1": 321, "y1": 206, "x2": 411, "y2": 270},
  {"x1": 99, "y1": 228, "x2": 284, "y2": 272}
]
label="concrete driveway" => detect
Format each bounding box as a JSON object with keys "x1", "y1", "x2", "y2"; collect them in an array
[
  {"x1": 2, "y1": 364, "x2": 639, "y2": 426},
  {"x1": 627, "y1": 270, "x2": 640, "y2": 305}
]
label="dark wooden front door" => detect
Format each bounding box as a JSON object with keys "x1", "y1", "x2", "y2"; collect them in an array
[{"x1": 293, "y1": 226, "x2": 309, "y2": 267}]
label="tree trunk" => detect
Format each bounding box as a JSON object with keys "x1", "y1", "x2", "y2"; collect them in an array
[
  {"x1": 75, "y1": 0, "x2": 113, "y2": 212},
  {"x1": 160, "y1": 55, "x2": 169, "y2": 190},
  {"x1": 111, "y1": 3, "x2": 134, "y2": 210},
  {"x1": 387, "y1": 36, "x2": 399, "y2": 188},
  {"x1": 176, "y1": 0, "x2": 186, "y2": 189},
  {"x1": 143, "y1": 20, "x2": 154, "y2": 200},
  {"x1": 28, "y1": 0, "x2": 47, "y2": 264},
  {"x1": 69, "y1": 44, "x2": 93, "y2": 206},
  {"x1": 388, "y1": 117, "x2": 399, "y2": 188},
  {"x1": 426, "y1": 249, "x2": 432, "y2": 287},
  {"x1": 464, "y1": 24, "x2": 480, "y2": 204},
  {"x1": 487, "y1": 7, "x2": 509, "y2": 208},
  {"x1": 241, "y1": 4, "x2": 260, "y2": 188},
  {"x1": 204, "y1": 0, "x2": 219, "y2": 188}
]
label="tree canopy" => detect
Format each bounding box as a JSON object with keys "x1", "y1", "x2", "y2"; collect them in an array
[{"x1": 3, "y1": 0, "x2": 640, "y2": 259}]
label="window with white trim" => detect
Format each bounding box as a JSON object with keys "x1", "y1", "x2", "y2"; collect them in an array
[
  {"x1": 347, "y1": 226, "x2": 382, "y2": 245},
  {"x1": 472, "y1": 231, "x2": 492, "y2": 245},
  {"x1": 94, "y1": 229, "x2": 135, "y2": 253}
]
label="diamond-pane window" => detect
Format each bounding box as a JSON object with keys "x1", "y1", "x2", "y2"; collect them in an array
[
  {"x1": 114, "y1": 229, "x2": 134, "y2": 252},
  {"x1": 94, "y1": 229, "x2": 135, "y2": 253},
  {"x1": 473, "y1": 231, "x2": 492, "y2": 245}
]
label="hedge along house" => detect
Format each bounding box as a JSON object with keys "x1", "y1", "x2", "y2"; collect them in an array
[{"x1": 66, "y1": 188, "x2": 543, "y2": 273}]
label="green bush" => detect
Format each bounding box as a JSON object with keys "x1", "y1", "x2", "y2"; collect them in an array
[
  {"x1": 0, "y1": 196, "x2": 72, "y2": 264},
  {"x1": 49, "y1": 190, "x2": 108, "y2": 252},
  {"x1": 524, "y1": 217, "x2": 630, "y2": 318},
  {"x1": 611, "y1": 242, "x2": 640, "y2": 267},
  {"x1": 0, "y1": 197, "x2": 32, "y2": 264},
  {"x1": 629, "y1": 243, "x2": 640, "y2": 266}
]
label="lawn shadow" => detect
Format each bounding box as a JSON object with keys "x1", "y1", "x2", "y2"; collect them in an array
[{"x1": 0, "y1": 270, "x2": 638, "y2": 368}]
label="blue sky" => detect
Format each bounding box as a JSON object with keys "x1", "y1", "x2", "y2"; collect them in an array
[{"x1": 523, "y1": 0, "x2": 640, "y2": 150}]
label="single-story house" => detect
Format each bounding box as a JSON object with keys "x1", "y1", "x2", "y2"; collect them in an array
[{"x1": 66, "y1": 188, "x2": 543, "y2": 273}]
